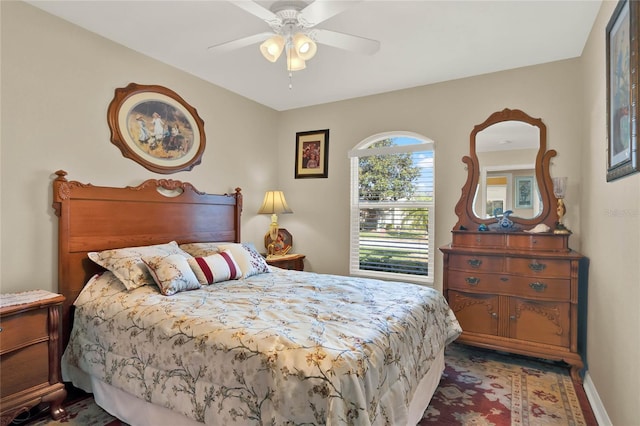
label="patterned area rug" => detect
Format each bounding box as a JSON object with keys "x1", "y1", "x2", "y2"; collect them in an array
[
  {"x1": 421, "y1": 344, "x2": 589, "y2": 425},
  {"x1": 16, "y1": 343, "x2": 592, "y2": 426}
]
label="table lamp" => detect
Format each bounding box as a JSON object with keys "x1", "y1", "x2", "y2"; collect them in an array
[
  {"x1": 552, "y1": 177, "x2": 570, "y2": 234},
  {"x1": 257, "y1": 191, "x2": 293, "y2": 256}
]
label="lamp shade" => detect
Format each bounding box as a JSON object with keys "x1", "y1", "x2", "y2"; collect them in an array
[
  {"x1": 286, "y1": 47, "x2": 306, "y2": 71},
  {"x1": 257, "y1": 191, "x2": 293, "y2": 215},
  {"x1": 260, "y1": 35, "x2": 285, "y2": 62},
  {"x1": 552, "y1": 177, "x2": 568, "y2": 199},
  {"x1": 293, "y1": 33, "x2": 317, "y2": 61}
]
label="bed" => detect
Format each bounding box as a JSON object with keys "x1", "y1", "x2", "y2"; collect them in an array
[{"x1": 52, "y1": 170, "x2": 461, "y2": 426}]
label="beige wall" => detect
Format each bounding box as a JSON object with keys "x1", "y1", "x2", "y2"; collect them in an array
[
  {"x1": 2, "y1": 0, "x2": 638, "y2": 423},
  {"x1": 580, "y1": 1, "x2": 640, "y2": 424},
  {"x1": 0, "y1": 1, "x2": 279, "y2": 293}
]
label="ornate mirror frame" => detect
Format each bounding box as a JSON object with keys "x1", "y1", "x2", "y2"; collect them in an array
[{"x1": 453, "y1": 108, "x2": 558, "y2": 231}]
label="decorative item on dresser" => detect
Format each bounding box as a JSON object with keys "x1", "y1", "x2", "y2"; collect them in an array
[
  {"x1": 0, "y1": 291, "x2": 67, "y2": 425},
  {"x1": 440, "y1": 108, "x2": 589, "y2": 383},
  {"x1": 265, "y1": 253, "x2": 306, "y2": 271}
]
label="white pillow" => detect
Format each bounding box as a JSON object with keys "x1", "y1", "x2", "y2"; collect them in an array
[
  {"x1": 143, "y1": 254, "x2": 201, "y2": 296},
  {"x1": 88, "y1": 241, "x2": 192, "y2": 290},
  {"x1": 187, "y1": 249, "x2": 242, "y2": 284},
  {"x1": 216, "y1": 243, "x2": 270, "y2": 278},
  {"x1": 179, "y1": 242, "x2": 230, "y2": 258}
]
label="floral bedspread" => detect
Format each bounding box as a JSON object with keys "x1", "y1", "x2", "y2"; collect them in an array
[{"x1": 62, "y1": 268, "x2": 461, "y2": 425}]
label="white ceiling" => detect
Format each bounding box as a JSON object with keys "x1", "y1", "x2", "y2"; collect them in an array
[{"x1": 26, "y1": 0, "x2": 602, "y2": 111}]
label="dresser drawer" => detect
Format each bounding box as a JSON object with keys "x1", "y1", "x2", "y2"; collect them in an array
[
  {"x1": 505, "y1": 257, "x2": 571, "y2": 277},
  {"x1": 506, "y1": 233, "x2": 569, "y2": 251},
  {"x1": 448, "y1": 270, "x2": 570, "y2": 300},
  {"x1": 449, "y1": 254, "x2": 503, "y2": 272},
  {"x1": 452, "y1": 232, "x2": 505, "y2": 248},
  {"x1": 0, "y1": 309, "x2": 48, "y2": 354},
  {"x1": 499, "y1": 275, "x2": 570, "y2": 300},
  {"x1": 447, "y1": 270, "x2": 503, "y2": 292}
]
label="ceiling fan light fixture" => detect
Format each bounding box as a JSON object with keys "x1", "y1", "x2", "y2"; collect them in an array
[
  {"x1": 292, "y1": 33, "x2": 317, "y2": 60},
  {"x1": 286, "y1": 47, "x2": 306, "y2": 71},
  {"x1": 260, "y1": 35, "x2": 285, "y2": 62}
]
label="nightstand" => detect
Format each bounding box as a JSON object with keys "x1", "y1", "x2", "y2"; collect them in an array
[
  {"x1": 265, "y1": 254, "x2": 306, "y2": 271},
  {"x1": 0, "y1": 291, "x2": 67, "y2": 425}
]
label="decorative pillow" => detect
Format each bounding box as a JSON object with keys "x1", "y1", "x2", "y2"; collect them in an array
[
  {"x1": 143, "y1": 254, "x2": 201, "y2": 296},
  {"x1": 88, "y1": 241, "x2": 192, "y2": 290},
  {"x1": 187, "y1": 249, "x2": 242, "y2": 284},
  {"x1": 216, "y1": 243, "x2": 270, "y2": 278},
  {"x1": 179, "y1": 242, "x2": 231, "y2": 258}
]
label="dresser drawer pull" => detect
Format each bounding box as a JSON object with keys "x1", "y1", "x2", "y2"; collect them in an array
[
  {"x1": 491, "y1": 312, "x2": 498, "y2": 318},
  {"x1": 467, "y1": 258, "x2": 483, "y2": 268},
  {"x1": 529, "y1": 281, "x2": 547, "y2": 292},
  {"x1": 465, "y1": 277, "x2": 480, "y2": 286},
  {"x1": 500, "y1": 277, "x2": 509, "y2": 282},
  {"x1": 528, "y1": 262, "x2": 547, "y2": 272}
]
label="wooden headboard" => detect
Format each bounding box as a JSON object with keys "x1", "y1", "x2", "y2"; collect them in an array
[{"x1": 52, "y1": 170, "x2": 243, "y2": 346}]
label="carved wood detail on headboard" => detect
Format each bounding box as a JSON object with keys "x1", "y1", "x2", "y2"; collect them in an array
[{"x1": 52, "y1": 170, "x2": 243, "y2": 346}]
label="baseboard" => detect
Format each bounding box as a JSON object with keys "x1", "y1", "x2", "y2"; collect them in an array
[{"x1": 583, "y1": 371, "x2": 612, "y2": 426}]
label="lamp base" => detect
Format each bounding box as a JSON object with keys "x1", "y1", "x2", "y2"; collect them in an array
[{"x1": 553, "y1": 222, "x2": 571, "y2": 234}]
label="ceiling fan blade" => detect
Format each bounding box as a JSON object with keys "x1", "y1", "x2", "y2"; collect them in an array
[
  {"x1": 231, "y1": 1, "x2": 280, "y2": 25},
  {"x1": 299, "y1": 0, "x2": 362, "y2": 27},
  {"x1": 208, "y1": 32, "x2": 275, "y2": 53},
  {"x1": 313, "y1": 29, "x2": 380, "y2": 55}
]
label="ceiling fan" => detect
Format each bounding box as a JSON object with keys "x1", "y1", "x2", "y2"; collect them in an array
[{"x1": 208, "y1": 0, "x2": 381, "y2": 71}]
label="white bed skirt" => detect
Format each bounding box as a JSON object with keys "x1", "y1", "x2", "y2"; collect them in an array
[{"x1": 63, "y1": 349, "x2": 445, "y2": 426}]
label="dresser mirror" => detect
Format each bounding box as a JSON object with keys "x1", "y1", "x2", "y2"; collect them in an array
[{"x1": 453, "y1": 108, "x2": 558, "y2": 231}]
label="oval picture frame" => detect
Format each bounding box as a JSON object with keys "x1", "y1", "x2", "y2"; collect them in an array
[{"x1": 107, "y1": 83, "x2": 206, "y2": 174}]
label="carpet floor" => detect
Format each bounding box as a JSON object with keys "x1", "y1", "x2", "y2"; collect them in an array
[{"x1": 13, "y1": 343, "x2": 597, "y2": 426}]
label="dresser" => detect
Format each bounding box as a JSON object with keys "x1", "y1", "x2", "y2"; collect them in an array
[
  {"x1": 440, "y1": 231, "x2": 587, "y2": 382},
  {"x1": 0, "y1": 292, "x2": 67, "y2": 425}
]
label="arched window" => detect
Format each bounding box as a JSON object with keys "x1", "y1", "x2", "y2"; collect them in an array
[{"x1": 348, "y1": 132, "x2": 434, "y2": 285}]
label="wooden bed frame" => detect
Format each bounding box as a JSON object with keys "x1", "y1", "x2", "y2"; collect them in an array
[{"x1": 52, "y1": 170, "x2": 243, "y2": 346}]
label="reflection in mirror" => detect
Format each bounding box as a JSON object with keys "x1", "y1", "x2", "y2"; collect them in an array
[{"x1": 473, "y1": 121, "x2": 541, "y2": 219}]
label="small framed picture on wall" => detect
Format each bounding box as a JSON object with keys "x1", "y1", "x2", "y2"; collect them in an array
[{"x1": 295, "y1": 129, "x2": 329, "y2": 179}]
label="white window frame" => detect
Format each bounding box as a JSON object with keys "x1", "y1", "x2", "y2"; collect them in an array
[{"x1": 348, "y1": 131, "x2": 435, "y2": 286}]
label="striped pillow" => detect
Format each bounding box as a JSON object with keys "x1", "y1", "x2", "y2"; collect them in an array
[{"x1": 187, "y1": 250, "x2": 242, "y2": 284}]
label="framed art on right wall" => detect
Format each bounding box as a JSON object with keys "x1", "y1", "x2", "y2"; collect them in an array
[{"x1": 606, "y1": 0, "x2": 639, "y2": 181}]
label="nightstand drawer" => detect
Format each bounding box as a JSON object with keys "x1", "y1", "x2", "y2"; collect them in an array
[
  {"x1": 0, "y1": 292, "x2": 67, "y2": 424},
  {"x1": 0, "y1": 309, "x2": 48, "y2": 354},
  {"x1": 265, "y1": 254, "x2": 305, "y2": 271},
  {"x1": 0, "y1": 342, "x2": 49, "y2": 398}
]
